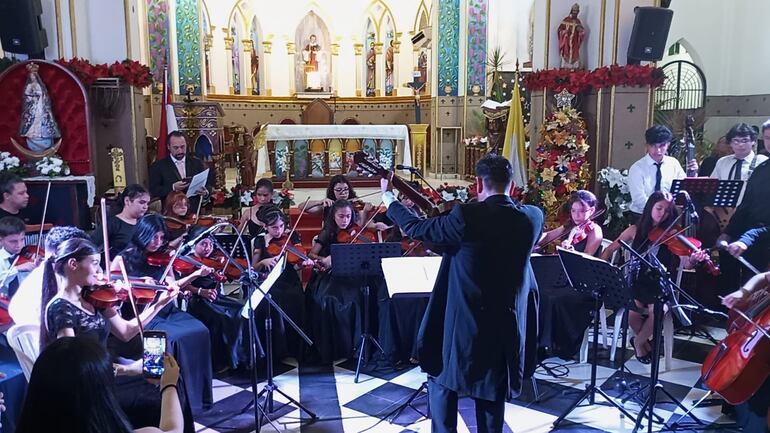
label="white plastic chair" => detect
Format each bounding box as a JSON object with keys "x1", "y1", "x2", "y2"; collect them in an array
[{"x1": 7, "y1": 323, "x2": 40, "y2": 381}]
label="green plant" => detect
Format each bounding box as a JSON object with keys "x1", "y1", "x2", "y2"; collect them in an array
[{"x1": 486, "y1": 47, "x2": 508, "y2": 103}]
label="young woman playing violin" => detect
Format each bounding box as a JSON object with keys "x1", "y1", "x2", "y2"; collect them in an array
[
  {"x1": 181, "y1": 225, "x2": 257, "y2": 372},
  {"x1": 537, "y1": 190, "x2": 603, "y2": 256},
  {"x1": 238, "y1": 178, "x2": 274, "y2": 237},
  {"x1": 306, "y1": 175, "x2": 389, "y2": 232},
  {"x1": 601, "y1": 191, "x2": 709, "y2": 363},
  {"x1": 38, "y1": 237, "x2": 194, "y2": 431},
  {"x1": 251, "y1": 205, "x2": 314, "y2": 359},
  {"x1": 115, "y1": 214, "x2": 213, "y2": 411},
  {"x1": 305, "y1": 199, "x2": 374, "y2": 362},
  {"x1": 92, "y1": 184, "x2": 150, "y2": 260},
  {"x1": 162, "y1": 191, "x2": 191, "y2": 248}
]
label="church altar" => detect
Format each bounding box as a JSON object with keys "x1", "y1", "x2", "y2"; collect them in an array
[{"x1": 256, "y1": 124, "x2": 412, "y2": 185}]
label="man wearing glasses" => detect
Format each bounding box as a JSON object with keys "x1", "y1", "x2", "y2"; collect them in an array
[{"x1": 720, "y1": 123, "x2": 770, "y2": 291}]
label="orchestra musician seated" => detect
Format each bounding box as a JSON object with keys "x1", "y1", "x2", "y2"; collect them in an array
[
  {"x1": 0, "y1": 172, "x2": 29, "y2": 223},
  {"x1": 601, "y1": 192, "x2": 708, "y2": 363},
  {"x1": 0, "y1": 216, "x2": 37, "y2": 299},
  {"x1": 536, "y1": 190, "x2": 603, "y2": 256},
  {"x1": 238, "y1": 178, "x2": 275, "y2": 237},
  {"x1": 92, "y1": 184, "x2": 151, "y2": 260},
  {"x1": 305, "y1": 175, "x2": 389, "y2": 233},
  {"x1": 162, "y1": 191, "x2": 191, "y2": 249}
]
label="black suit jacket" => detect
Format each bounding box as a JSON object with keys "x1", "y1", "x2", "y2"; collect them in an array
[
  {"x1": 387, "y1": 194, "x2": 543, "y2": 401},
  {"x1": 148, "y1": 155, "x2": 213, "y2": 208}
]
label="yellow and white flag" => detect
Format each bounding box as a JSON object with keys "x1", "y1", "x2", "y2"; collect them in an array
[{"x1": 501, "y1": 73, "x2": 528, "y2": 189}]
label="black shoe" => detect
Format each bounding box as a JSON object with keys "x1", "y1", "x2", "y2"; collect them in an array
[{"x1": 631, "y1": 337, "x2": 651, "y2": 364}]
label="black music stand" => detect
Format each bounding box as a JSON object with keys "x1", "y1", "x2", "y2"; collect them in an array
[
  {"x1": 331, "y1": 242, "x2": 401, "y2": 383},
  {"x1": 670, "y1": 178, "x2": 743, "y2": 208},
  {"x1": 552, "y1": 248, "x2": 638, "y2": 430}
]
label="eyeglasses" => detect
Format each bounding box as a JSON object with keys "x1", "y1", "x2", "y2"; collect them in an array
[
  {"x1": 731, "y1": 138, "x2": 754, "y2": 144},
  {"x1": 333, "y1": 187, "x2": 350, "y2": 193}
]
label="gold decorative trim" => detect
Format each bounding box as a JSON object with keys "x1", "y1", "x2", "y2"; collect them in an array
[
  {"x1": 544, "y1": 0, "x2": 551, "y2": 69},
  {"x1": 206, "y1": 93, "x2": 431, "y2": 104},
  {"x1": 354, "y1": 43, "x2": 364, "y2": 56},
  {"x1": 262, "y1": 41, "x2": 272, "y2": 54},
  {"x1": 608, "y1": 85, "x2": 616, "y2": 165},
  {"x1": 647, "y1": 85, "x2": 653, "y2": 129},
  {"x1": 224, "y1": 36, "x2": 234, "y2": 50},
  {"x1": 598, "y1": 0, "x2": 606, "y2": 67},
  {"x1": 596, "y1": 88, "x2": 602, "y2": 174},
  {"x1": 612, "y1": 0, "x2": 621, "y2": 64},
  {"x1": 330, "y1": 43, "x2": 340, "y2": 56},
  {"x1": 286, "y1": 42, "x2": 296, "y2": 55},
  {"x1": 69, "y1": 0, "x2": 78, "y2": 57},
  {"x1": 54, "y1": 0, "x2": 64, "y2": 58},
  {"x1": 374, "y1": 42, "x2": 384, "y2": 55},
  {"x1": 242, "y1": 39, "x2": 253, "y2": 51}
]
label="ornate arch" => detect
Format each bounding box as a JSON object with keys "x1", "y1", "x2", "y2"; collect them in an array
[
  {"x1": 227, "y1": 6, "x2": 247, "y2": 94},
  {"x1": 295, "y1": 11, "x2": 333, "y2": 92},
  {"x1": 364, "y1": 0, "x2": 397, "y2": 42},
  {"x1": 413, "y1": 0, "x2": 430, "y2": 32}
]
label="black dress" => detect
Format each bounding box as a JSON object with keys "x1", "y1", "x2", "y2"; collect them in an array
[
  {"x1": 46, "y1": 298, "x2": 195, "y2": 433},
  {"x1": 118, "y1": 252, "x2": 214, "y2": 411},
  {"x1": 185, "y1": 272, "x2": 259, "y2": 371},
  {"x1": 305, "y1": 231, "x2": 367, "y2": 362},
  {"x1": 630, "y1": 244, "x2": 674, "y2": 305},
  {"x1": 253, "y1": 232, "x2": 308, "y2": 359},
  {"x1": 91, "y1": 216, "x2": 137, "y2": 260}
]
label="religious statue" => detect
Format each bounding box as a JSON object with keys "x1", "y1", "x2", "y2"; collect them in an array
[
  {"x1": 417, "y1": 50, "x2": 428, "y2": 89},
  {"x1": 557, "y1": 3, "x2": 585, "y2": 69},
  {"x1": 250, "y1": 47, "x2": 259, "y2": 95},
  {"x1": 13, "y1": 63, "x2": 62, "y2": 157},
  {"x1": 301, "y1": 34, "x2": 324, "y2": 90},
  {"x1": 239, "y1": 133, "x2": 256, "y2": 189},
  {"x1": 366, "y1": 42, "x2": 376, "y2": 96},
  {"x1": 385, "y1": 40, "x2": 394, "y2": 96}
]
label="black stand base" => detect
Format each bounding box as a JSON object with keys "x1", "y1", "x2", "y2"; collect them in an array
[
  {"x1": 382, "y1": 381, "x2": 429, "y2": 423},
  {"x1": 354, "y1": 285, "x2": 385, "y2": 383}
]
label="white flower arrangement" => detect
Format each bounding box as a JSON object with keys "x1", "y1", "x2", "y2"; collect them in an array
[
  {"x1": 597, "y1": 167, "x2": 631, "y2": 235},
  {"x1": 0, "y1": 152, "x2": 23, "y2": 174},
  {"x1": 35, "y1": 154, "x2": 70, "y2": 177}
]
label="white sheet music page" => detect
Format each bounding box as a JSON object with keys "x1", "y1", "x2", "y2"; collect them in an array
[
  {"x1": 240, "y1": 254, "x2": 286, "y2": 318},
  {"x1": 381, "y1": 256, "x2": 442, "y2": 298}
]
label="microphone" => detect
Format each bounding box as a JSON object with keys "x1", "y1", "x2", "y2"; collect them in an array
[
  {"x1": 396, "y1": 164, "x2": 419, "y2": 172},
  {"x1": 178, "y1": 222, "x2": 227, "y2": 254},
  {"x1": 678, "y1": 190, "x2": 699, "y2": 223}
]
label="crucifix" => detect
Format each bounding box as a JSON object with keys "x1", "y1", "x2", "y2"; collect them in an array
[{"x1": 406, "y1": 72, "x2": 427, "y2": 123}]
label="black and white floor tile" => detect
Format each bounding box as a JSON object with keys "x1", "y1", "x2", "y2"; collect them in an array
[{"x1": 193, "y1": 326, "x2": 741, "y2": 433}]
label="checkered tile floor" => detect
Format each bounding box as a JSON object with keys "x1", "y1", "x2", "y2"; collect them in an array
[{"x1": 193, "y1": 326, "x2": 741, "y2": 433}]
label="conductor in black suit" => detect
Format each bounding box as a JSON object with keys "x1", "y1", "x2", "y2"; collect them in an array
[
  {"x1": 381, "y1": 154, "x2": 543, "y2": 433},
  {"x1": 149, "y1": 131, "x2": 213, "y2": 209}
]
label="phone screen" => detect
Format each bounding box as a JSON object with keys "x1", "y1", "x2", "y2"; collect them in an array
[{"x1": 143, "y1": 333, "x2": 166, "y2": 378}]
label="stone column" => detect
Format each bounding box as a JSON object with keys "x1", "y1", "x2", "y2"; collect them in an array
[
  {"x1": 354, "y1": 43, "x2": 363, "y2": 97},
  {"x1": 203, "y1": 33, "x2": 214, "y2": 94},
  {"x1": 241, "y1": 39, "x2": 253, "y2": 95},
  {"x1": 330, "y1": 43, "x2": 340, "y2": 96},
  {"x1": 374, "y1": 42, "x2": 384, "y2": 97},
  {"x1": 287, "y1": 42, "x2": 296, "y2": 96},
  {"x1": 262, "y1": 41, "x2": 273, "y2": 96},
  {"x1": 224, "y1": 35, "x2": 234, "y2": 94}
]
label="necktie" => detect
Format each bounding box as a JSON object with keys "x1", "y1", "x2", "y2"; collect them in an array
[
  {"x1": 731, "y1": 158, "x2": 744, "y2": 180},
  {"x1": 5, "y1": 256, "x2": 18, "y2": 298},
  {"x1": 654, "y1": 162, "x2": 662, "y2": 192},
  {"x1": 175, "y1": 159, "x2": 186, "y2": 179}
]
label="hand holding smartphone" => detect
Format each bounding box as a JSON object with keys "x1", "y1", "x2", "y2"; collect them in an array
[{"x1": 143, "y1": 331, "x2": 167, "y2": 379}]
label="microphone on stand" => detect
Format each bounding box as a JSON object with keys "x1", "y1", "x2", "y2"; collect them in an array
[
  {"x1": 177, "y1": 222, "x2": 228, "y2": 254},
  {"x1": 678, "y1": 190, "x2": 699, "y2": 224},
  {"x1": 396, "y1": 164, "x2": 419, "y2": 172}
]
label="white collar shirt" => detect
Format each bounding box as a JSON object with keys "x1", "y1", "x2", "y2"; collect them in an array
[{"x1": 627, "y1": 153, "x2": 686, "y2": 214}]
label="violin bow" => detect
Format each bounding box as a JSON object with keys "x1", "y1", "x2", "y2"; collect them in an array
[
  {"x1": 0, "y1": 255, "x2": 20, "y2": 289},
  {"x1": 116, "y1": 255, "x2": 144, "y2": 340},
  {"x1": 35, "y1": 180, "x2": 52, "y2": 259},
  {"x1": 350, "y1": 201, "x2": 385, "y2": 244},
  {"x1": 101, "y1": 197, "x2": 112, "y2": 273},
  {"x1": 276, "y1": 197, "x2": 310, "y2": 258},
  {"x1": 193, "y1": 191, "x2": 204, "y2": 225},
  {"x1": 540, "y1": 208, "x2": 606, "y2": 249}
]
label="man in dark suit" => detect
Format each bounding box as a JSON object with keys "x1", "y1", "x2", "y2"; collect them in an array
[
  {"x1": 148, "y1": 131, "x2": 213, "y2": 210},
  {"x1": 381, "y1": 154, "x2": 543, "y2": 433}
]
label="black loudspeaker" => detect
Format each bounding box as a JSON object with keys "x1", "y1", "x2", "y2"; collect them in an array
[
  {"x1": 0, "y1": 0, "x2": 48, "y2": 55},
  {"x1": 627, "y1": 7, "x2": 673, "y2": 62}
]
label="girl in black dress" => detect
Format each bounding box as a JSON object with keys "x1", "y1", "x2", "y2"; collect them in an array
[
  {"x1": 601, "y1": 191, "x2": 707, "y2": 363},
  {"x1": 306, "y1": 199, "x2": 369, "y2": 362},
  {"x1": 92, "y1": 184, "x2": 150, "y2": 259},
  {"x1": 305, "y1": 175, "x2": 388, "y2": 233},
  {"x1": 251, "y1": 205, "x2": 314, "y2": 359},
  {"x1": 537, "y1": 190, "x2": 603, "y2": 255},
  {"x1": 239, "y1": 178, "x2": 275, "y2": 237},
  {"x1": 183, "y1": 225, "x2": 257, "y2": 371},
  {"x1": 162, "y1": 191, "x2": 191, "y2": 249},
  {"x1": 37, "y1": 237, "x2": 191, "y2": 431},
  {"x1": 115, "y1": 214, "x2": 213, "y2": 410}
]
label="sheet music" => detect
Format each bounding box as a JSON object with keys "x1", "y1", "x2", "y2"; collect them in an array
[
  {"x1": 240, "y1": 255, "x2": 286, "y2": 318},
  {"x1": 186, "y1": 168, "x2": 210, "y2": 198},
  {"x1": 381, "y1": 256, "x2": 442, "y2": 298}
]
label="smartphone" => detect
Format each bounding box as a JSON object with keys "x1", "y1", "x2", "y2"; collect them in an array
[{"x1": 142, "y1": 330, "x2": 166, "y2": 379}]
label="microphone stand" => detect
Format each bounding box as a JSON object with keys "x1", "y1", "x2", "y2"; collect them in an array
[
  {"x1": 209, "y1": 227, "x2": 316, "y2": 431},
  {"x1": 401, "y1": 167, "x2": 442, "y2": 201}
]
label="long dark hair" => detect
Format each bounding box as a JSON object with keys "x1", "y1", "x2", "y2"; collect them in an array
[
  {"x1": 39, "y1": 238, "x2": 101, "y2": 350},
  {"x1": 120, "y1": 214, "x2": 168, "y2": 275},
  {"x1": 113, "y1": 184, "x2": 148, "y2": 215},
  {"x1": 632, "y1": 191, "x2": 679, "y2": 249},
  {"x1": 17, "y1": 336, "x2": 134, "y2": 433},
  {"x1": 318, "y1": 199, "x2": 356, "y2": 244},
  {"x1": 325, "y1": 175, "x2": 357, "y2": 200}
]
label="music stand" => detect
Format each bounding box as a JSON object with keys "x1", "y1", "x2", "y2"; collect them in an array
[
  {"x1": 670, "y1": 178, "x2": 743, "y2": 208},
  {"x1": 377, "y1": 256, "x2": 441, "y2": 424},
  {"x1": 331, "y1": 242, "x2": 401, "y2": 383},
  {"x1": 552, "y1": 248, "x2": 637, "y2": 429}
]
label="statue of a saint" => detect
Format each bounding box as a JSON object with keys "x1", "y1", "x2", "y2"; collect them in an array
[
  {"x1": 366, "y1": 43, "x2": 376, "y2": 96},
  {"x1": 557, "y1": 3, "x2": 585, "y2": 69},
  {"x1": 250, "y1": 48, "x2": 259, "y2": 95},
  {"x1": 417, "y1": 51, "x2": 428, "y2": 88},
  {"x1": 302, "y1": 34, "x2": 323, "y2": 90},
  {"x1": 16, "y1": 63, "x2": 61, "y2": 156},
  {"x1": 385, "y1": 41, "x2": 394, "y2": 96}
]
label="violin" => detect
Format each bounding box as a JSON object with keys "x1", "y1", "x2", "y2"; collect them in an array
[
  {"x1": 15, "y1": 244, "x2": 45, "y2": 267},
  {"x1": 266, "y1": 234, "x2": 318, "y2": 267},
  {"x1": 84, "y1": 276, "x2": 170, "y2": 309},
  {"x1": 401, "y1": 238, "x2": 431, "y2": 257},
  {"x1": 647, "y1": 226, "x2": 720, "y2": 276},
  {"x1": 336, "y1": 224, "x2": 376, "y2": 244},
  {"x1": 174, "y1": 255, "x2": 227, "y2": 283},
  {"x1": 0, "y1": 293, "x2": 12, "y2": 327},
  {"x1": 561, "y1": 220, "x2": 597, "y2": 250}
]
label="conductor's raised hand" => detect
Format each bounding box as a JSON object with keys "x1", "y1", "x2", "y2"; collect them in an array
[{"x1": 380, "y1": 171, "x2": 394, "y2": 193}]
